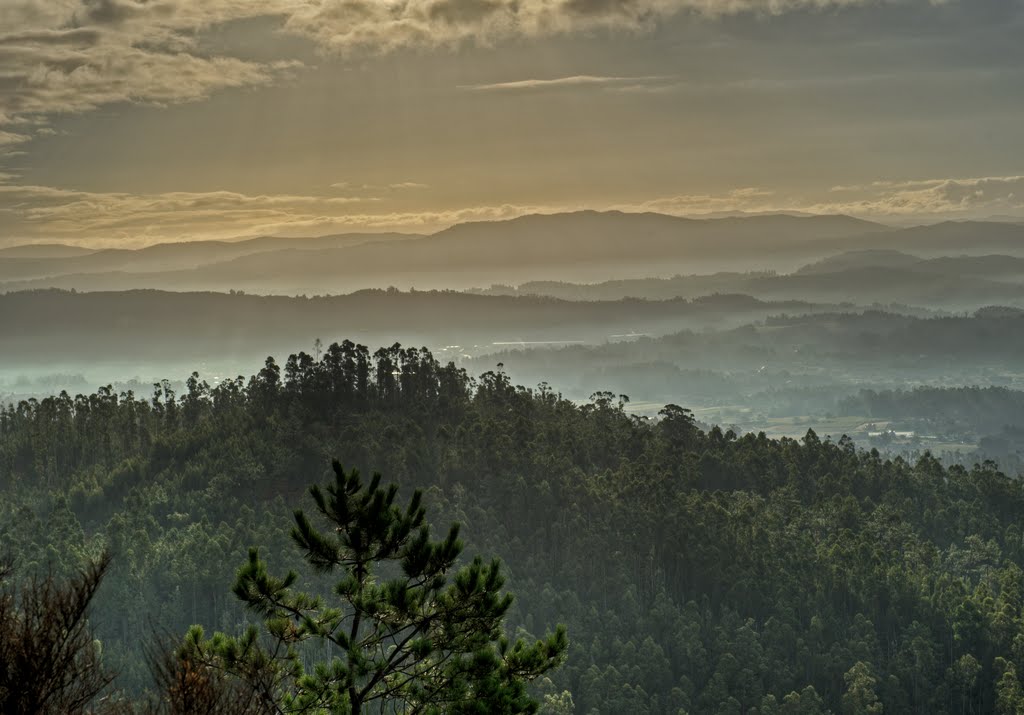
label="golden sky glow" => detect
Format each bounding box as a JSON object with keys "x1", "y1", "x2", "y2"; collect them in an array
[{"x1": 1, "y1": 0, "x2": 1023, "y2": 246}]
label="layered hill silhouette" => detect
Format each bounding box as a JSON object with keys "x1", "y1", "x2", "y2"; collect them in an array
[
  {"x1": 0, "y1": 212, "x2": 888, "y2": 293},
  {"x1": 796, "y1": 249, "x2": 1024, "y2": 278},
  {"x1": 0, "y1": 243, "x2": 98, "y2": 259},
  {"x1": 472, "y1": 307, "x2": 1024, "y2": 403},
  {"x1": 0, "y1": 232, "x2": 416, "y2": 282},
  {"x1": 0, "y1": 288, "x2": 848, "y2": 369},
  {"x1": 473, "y1": 246, "x2": 1024, "y2": 310},
  {"x1": 3, "y1": 212, "x2": 1023, "y2": 305}
]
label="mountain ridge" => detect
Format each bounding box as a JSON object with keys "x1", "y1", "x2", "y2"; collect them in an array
[{"x1": 2, "y1": 211, "x2": 1021, "y2": 296}]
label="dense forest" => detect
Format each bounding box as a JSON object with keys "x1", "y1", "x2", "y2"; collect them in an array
[
  {"x1": 4, "y1": 341, "x2": 1024, "y2": 712},
  {"x1": 469, "y1": 247, "x2": 1024, "y2": 311},
  {"x1": 474, "y1": 267, "x2": 1024, "y2": 311},
  {"x1": 838, "y1": 387, "x2": 1024, "y2": 468},
  {"x1": 474, "y1": 309, "x2": 1024, "y2": 408},
  {"x1": 0, "y1": 289, "x2": 845, "y2": 373},
  {"x1": 841, "y1": 387, "x2": 1024, "y2": 437},
  {"x1": 6, "y1": 290, "x2": 1024, "y2": 404}
]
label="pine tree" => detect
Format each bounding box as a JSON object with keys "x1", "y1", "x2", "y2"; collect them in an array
[{"x1": 178, "y1": 461, "x2": 567, "y2": 714}]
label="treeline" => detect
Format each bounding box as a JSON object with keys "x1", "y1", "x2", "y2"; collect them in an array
[
  {"x1": 841, "y1": 386, "x2": 1024, "y2": 436},
  {"x1": 0, "y1": 288, "x2": 837, "y2": 370},
  {"x1": 840, "y1": 386, "x2": 1024, "y2": 471},
  {"x1": 488, "y1": 309, "x2": 1024, "y2": 375},
  {"x1": 474, "y1": 310, "x2": 1024, "y2": 406},
  {"x1": 470, "y1": 259, "x2": 1024, "y2": 311},
  {"x1": 4, "y1": 342, "x2": 1024, "y2": 712}
]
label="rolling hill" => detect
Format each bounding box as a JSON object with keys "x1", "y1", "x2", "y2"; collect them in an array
[
  {"x1": 0, "y1": 212, "x2": 889, "y2": 293},
  {"x1": 3, "y1": 212, "x2": 1023, "y2": 299}
]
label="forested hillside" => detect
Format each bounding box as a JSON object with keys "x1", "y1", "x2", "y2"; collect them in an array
[
  {"x1": 474, "y1": 309, "x2": 1024, "y2": 407},
  {"x1": 0, "y1": 289, "x2": 841, "y2": 373},
  {"x1": 841, "y1": 387, "x2": 1024, "y2": 436},
  {"x1": 3, "y1": 342, "x2": 1024, "y2": 713}
]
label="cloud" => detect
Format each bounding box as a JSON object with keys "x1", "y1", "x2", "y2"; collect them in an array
[
  {"x1": 0, "y1": 30, "x2": 300, "y2": 119},
  {"x1": 3, "y1": 174, "x2": 1024, "y2": 248},
  {"x1": 461, "y1": 75, "x2": 670, "y2": 91},
  {"x1": 0, "y1": 0, "x2": 978, "y2": 142},
  {"x1": 387, "y1": 182, "x2": 430, "y2": 190},
  {"x1": 640, "y1": 176, "x2": 1024, "y2": 221},
  {"x1": 283, "y1": 0, "x2": 953, "y2": 54},
  {"x1": 811, "y1": 175, "x2": 1024, "y2": 217},
  {"x1": 0, "y1": 131, "x2": 33, "y2": 148},
  {"x1": 0, "y1": 1, "x2": 302, "y2": 140},
  {"x1": 0, "y1": 180, "x2": 573, "y2": 246},
  {"x1": 331, "y1": 181, "x2": 430, "y2": 192},
  {"x1": 0, "y1": 184, "x2": 392, "y2": 245},
  {"x1": 624, "y1": 188, "x2": 779, "y2": 215}
]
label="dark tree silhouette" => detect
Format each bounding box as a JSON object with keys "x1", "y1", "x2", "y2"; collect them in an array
[{"x1": 0, "y1": 553, "x2": 118, "y2": 714}]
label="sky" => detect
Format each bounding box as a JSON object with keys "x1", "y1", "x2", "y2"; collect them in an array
[{"x1": 1, "y1": 0, "x2": 1023, "y2": 247}]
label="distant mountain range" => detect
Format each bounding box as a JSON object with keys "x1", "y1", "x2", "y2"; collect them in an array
[
  {"x1": 0, "y1": 243, "x2": 98, "y2": 259},
  {"x1": 0, "y1": 232, "x2": 416, "y2": 281},
  {"x1": 2, "y1": 211, "x2": 1023, "y2": 299},
  {"x1": 475, "y1": 251, "x2": 1024, "y2": 311},
  {"x1": 0, "y1": 211, "x2": 887, "y2": 293}
]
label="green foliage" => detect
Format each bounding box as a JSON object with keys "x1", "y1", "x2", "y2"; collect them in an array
[
  {"x1": 4, "y1": 341, "x2": 1024, "y2": 713},
  {"x1": 842, "y1": 662, "x2": 883, "y2": 715},
  {"x1": 179, "y1": 463, "x2": 566, "y2": 714}
]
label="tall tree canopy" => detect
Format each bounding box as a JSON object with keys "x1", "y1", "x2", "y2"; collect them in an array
[
  {"x1": 177, "y1": 462, "x2": 567, "y2": 714},
  {"x1": 3, "y1": 341, "x2": 1024, "y2": 713}
]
